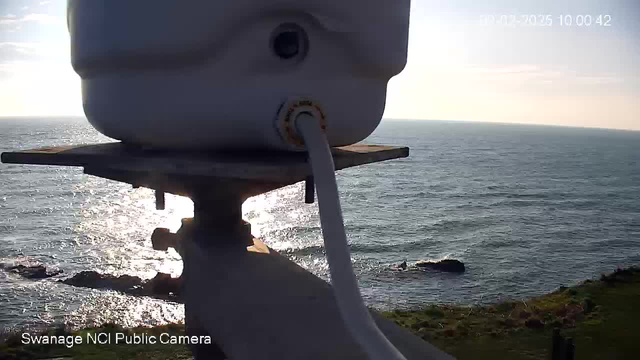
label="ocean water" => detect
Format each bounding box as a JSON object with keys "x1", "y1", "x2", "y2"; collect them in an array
[{"x1": 0, "y1": 117, "x2": 639, "y2": 332}]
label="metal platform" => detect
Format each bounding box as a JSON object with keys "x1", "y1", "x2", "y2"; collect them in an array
[
  {"x1": 1, "y1": 143, "x2": 408, "y2": 197},
  {"x1": 1, "y1": 142, "x2": 455, "y2": 360}
]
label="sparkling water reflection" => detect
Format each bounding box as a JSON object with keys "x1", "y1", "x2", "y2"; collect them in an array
[{"x1": 1, "y1": 117, "x2": 639, "y2": 332}]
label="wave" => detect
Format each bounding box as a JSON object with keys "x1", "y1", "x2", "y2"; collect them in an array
[
  {"x1": 479, "y1": 238, "x2": 517, "y2": 249},
  {"x1": 450, "y1": 191, "x2": 563, "y2": 200},
  {"x1": 417, "y1": 217, "x2": 496, "y2": 234},
  {"x1": 261, "y1": 223, "x2": 422, "y2": 238},
  {"x1": 377, "y1": 190, "x2": 445, "y2": 200},
  {"x1": 0, "y1": 224, "x2": 16, "y2": 233},
  {"x1": 261, "y1": 225, "x2": 321, "y2": 238},
  {"x1": 277, "y1": 238, "x2": 442, "y2": 258}
]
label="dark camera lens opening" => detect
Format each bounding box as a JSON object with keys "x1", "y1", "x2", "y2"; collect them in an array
[
  {"x1": 271, "y1": 24, "x2": 308, "y2": 62},
  {"x1": 273, "y1": 31, "x2": 300, "y2": 59}
]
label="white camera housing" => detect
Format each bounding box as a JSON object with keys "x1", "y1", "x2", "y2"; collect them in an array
[{"x1": 68, "y1": 0, "x2": 411, "y2": 150}]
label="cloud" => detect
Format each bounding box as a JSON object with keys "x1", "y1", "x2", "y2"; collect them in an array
[
  {"x1": 573, "y1": 76, "x2": 624, "y2": 85},
  {"x1": 434, "y1": 64, "x2": 626, "y2": 87},
  {"x1": 0, "y1": 42, "x2": 37, "y2": 52},
  {"x1": 0, "y1": 13, "x2": 63, "y2": 25},
  {"x1": 457, "y1": 65, "x2": 542, "y2": 74},
  {"x1": 0, "y1": 41, "x2": 69, "y2": 63},
  {"x1": 40, "y1": 1, "x2": 51, "y2": 5},
  {"x1": 0, "y1": 43, "x2": 41, "y2": 62}
]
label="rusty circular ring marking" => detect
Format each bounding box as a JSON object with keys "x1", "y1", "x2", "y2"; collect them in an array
[{"x1": 276, "y1": 97, "x2": 328, "y2": 150}]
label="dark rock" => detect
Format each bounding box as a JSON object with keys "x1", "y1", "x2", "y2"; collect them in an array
[
  {"x1": 2, "y1": 264, "x2": 63, "y2": 279},
  {"x1": 60, "y1": 271, "x2": 144, "y2": 294},
  {"x1": 60, "y1": 271, "x2": 181, "y2": 301},
  {"x1": 397, "y1": 261, "x2": 408, "y2": 271},
  {"x1": 415, "y1": 259, "x2": 465, "y2": 273},
  {"x1": 145, "y1": 272, "x2": 181, "y2": 296},
  {"x1": 525, "y1": 318, "x2": 545, "y2": 329}
]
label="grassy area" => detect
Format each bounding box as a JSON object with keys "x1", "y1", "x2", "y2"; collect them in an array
[
  {"x1": 384, "y1": 266, "x2": 640, "y2": 360},
  {"x1": 1, "y1": 267, "x2": 639, "y2": 359}
]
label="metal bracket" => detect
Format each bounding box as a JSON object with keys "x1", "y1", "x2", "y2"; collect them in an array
[
  {"x1": 155, "y1": 190, "x2": 166, "y2": 210},
  {"x1": 305, "y1": 176, "x2": 315, "y2": 204}
]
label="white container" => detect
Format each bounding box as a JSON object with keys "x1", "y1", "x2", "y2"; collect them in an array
[{"x1": 68, "y1": 0, "x2": 411, "y2": 150}]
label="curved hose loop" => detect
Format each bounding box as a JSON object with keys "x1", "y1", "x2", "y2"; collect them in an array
[{"x1": 295, "y1": 112, "x2": 407, "y2": 360}]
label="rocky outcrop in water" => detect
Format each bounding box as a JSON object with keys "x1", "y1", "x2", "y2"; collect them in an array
[
  {"x1": 61, "y1": 271, "x2": 144, "y2": 293},
  {"x1": 415, "y1": 259, "x2": 465, "y2": 273},
  {"x1": 1, "y1": 264, "x2": 63, "y2": 279},
  {"x1": 147, "y1": 272, "x2": 181, "y2": 297},
  {"x1": 59, "y1": 271, "x2": 182, "y2": 301}
]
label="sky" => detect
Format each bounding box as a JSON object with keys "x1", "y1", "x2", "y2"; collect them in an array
[{"x1": 0, "y1": 0, "x2": 639, "y2": 131}]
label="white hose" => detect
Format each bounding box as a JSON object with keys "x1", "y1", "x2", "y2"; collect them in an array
[{"x1": 296, "y1": 113, "x2": 408, "y2": 360}]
